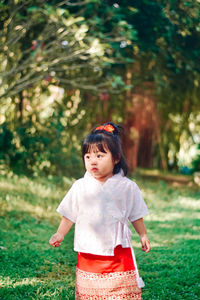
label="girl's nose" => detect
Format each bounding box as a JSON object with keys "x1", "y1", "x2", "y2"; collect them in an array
[{"x1": 91, "y1": 156, "x2": 97, "y2": 165}]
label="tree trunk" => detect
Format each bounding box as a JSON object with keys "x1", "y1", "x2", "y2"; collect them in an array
[
  {"x1": 19, "y1": 91, "x2": 24, "y2": 123},
  {"x1": 151, "y1": 110, "x2": 168, "y2": 170}
]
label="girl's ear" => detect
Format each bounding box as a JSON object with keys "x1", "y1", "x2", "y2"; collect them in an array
[{"x1": 114, "y1": 155, "x2": 120, "y2": 165}]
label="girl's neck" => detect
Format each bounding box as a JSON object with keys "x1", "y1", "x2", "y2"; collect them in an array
[{"x1": 92, "y1": 172, "x2": 114, "y2": 184}]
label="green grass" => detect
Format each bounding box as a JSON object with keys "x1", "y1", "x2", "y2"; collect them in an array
[{"x1": 0, "y1": 174, "x2": 200, "y2": 299}]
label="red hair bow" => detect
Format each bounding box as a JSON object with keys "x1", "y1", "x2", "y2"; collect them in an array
[{"x1": 95, "y1": 124, "x2": 115, "y2": 133}]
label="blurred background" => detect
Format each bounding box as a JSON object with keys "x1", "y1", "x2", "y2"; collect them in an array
[
  {"x1": 0, "y1": 2, "x2": 200, "y2": 299},
  {"x1": 0, "y1": 0, "x2": 200, "y2": 180}
]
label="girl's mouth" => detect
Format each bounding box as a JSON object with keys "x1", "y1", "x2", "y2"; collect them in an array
[{"x1": 91, "y1": 168, "x2": 98, "y2": 172}]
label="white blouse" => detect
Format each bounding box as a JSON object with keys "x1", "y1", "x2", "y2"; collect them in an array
[{"x1": 57, "y1": 171, "x2": 149, "y2": 256}]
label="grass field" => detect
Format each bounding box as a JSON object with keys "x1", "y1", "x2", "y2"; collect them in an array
[{"x1": 0, "y1": 173, "x2": 199, "y2": 299}]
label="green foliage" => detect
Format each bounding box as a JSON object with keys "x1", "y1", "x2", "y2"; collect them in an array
[
  {"x1": 0, "y1": 174, "x2": 199, "y2": 299},
  {"x1": 0, "y1": 0, "x2": 135, "y2": 99},
  {"x1": 0, "y1": 0, "x2": 200, "y2": 176},
  {"x1": 0, "y1": 120, "x2": 84, "y2": 178},
  {"x1": 191, "y1": 144, "x2": 200, "y2": 172}
]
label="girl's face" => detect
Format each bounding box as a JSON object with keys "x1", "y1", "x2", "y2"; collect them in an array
[{"x1": 84, "y1": 145, "x2": 119, "y2": 183}]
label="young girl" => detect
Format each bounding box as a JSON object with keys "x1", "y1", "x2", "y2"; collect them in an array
[{"x1": 49, "y1": 122, "x2": 150, "y2": 300}]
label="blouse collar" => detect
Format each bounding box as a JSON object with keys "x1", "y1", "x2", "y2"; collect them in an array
[{"x1": 84, "y1": 169, "x2": 124, "y2": 187}]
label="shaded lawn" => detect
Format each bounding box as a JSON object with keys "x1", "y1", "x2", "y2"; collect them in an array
[{"x1": 0, "y1": 174, "x2": 199, "y2": 299}]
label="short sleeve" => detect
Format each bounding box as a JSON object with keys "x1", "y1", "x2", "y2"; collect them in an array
[
  {"x1": 128, "y1": 183, "x2": 149, "y2": 222},
  {"x1": 56, "y1": 182, "x2": 79, "y2": 223}
]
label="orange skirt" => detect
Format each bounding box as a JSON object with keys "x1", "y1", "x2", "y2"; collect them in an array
[
  {"x1": 75, "y1": 245, "x2": 142, "y2": 300},
  {"x1": 77, "y1": 245, "x2": 135, "y2": 273}
]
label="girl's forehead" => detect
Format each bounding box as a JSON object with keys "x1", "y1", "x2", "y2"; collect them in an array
[{"x1": 86, "y1": 143, "x2": 109, "y2": 153}]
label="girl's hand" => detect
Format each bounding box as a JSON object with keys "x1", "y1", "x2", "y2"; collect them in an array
[
  {"x1": 140, "y1": 234, "x2": 151, "y2": 253},
  {"x1": 49, "y1": 232, "x2": 64, "y2": 247}
]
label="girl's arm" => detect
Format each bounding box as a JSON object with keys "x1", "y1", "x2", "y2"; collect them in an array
[
  {"x1": 49, "y1": 216, "x2": 74, "y2": 247},
  {"x1": 131, "y1": 218, "x2": 151, "y2": 253}
]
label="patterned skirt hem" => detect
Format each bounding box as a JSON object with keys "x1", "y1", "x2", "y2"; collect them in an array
[{"x1": 75, "y1": 268, "x2": 142, "y2": 300}]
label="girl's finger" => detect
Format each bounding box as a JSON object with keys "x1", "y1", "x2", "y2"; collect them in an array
[{"x1": 144, "y1": 242, "x2": 151, "y2": 252}]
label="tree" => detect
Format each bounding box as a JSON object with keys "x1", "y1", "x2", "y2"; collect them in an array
[
  {"x1": 0, "y1": 0, "x2": 137, "y2": 176},
  {"x1": 111, "y1": 0, "x2": 200, "y2": 171},
  {"x1": 1, "y1": 0, "x2": 200, "y2": 176}
]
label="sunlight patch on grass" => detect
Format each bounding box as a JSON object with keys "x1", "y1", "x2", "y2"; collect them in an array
[
  {"x1": 144, "y1": 193, "x2": 200, "y2": 222},
  {"x1": 176, "y1": 233, "x2": 199, "y2": 240},
  {"x1": 25, "y1": 181, "x2": 64, "y2": 201},
  {"x1": 147, "y1": 209, "x2": 180, "y2": 221},
  {"x1": 132, "y1": 240, "x2": 167, "y2": 248},
  {"x1": 0, "y1": 175, "x2": 65, "y2": 222},
  {"x1": 178, "y1": 197, "x2": 200, "y2": 209},
  {"x1": 1, "y1": 196, "x2": 59, "y2": 221},
  {"x1": 145, "y1": 211, "x2": 197, "y2": 221},
  {"x1": 18, "y1": 200, "x2": 58, "y2": 219},
  {"x1": 0, "y1": 179, "x2": 63, "y2": 202},
  {"x1": 0, "y1": 276, "x2": 41, "y2": 288}
]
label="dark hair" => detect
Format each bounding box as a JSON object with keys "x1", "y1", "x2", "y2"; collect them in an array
[{"x1": 82, "y1": 122, "x2": 128, "y2": 175}]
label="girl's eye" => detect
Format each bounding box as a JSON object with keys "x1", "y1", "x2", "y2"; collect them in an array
[
  {"x1": 85, "y1": 155, "x2": 90, "y2": 159},
  {"x1": 97, "y1": 154, "x2": 102, "y2": 158}
]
